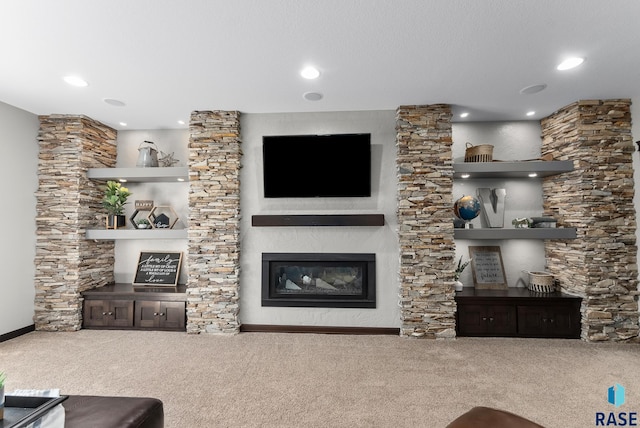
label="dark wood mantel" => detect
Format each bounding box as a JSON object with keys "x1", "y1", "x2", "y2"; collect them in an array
[{"x1": 251, "y1": 214, "x2": 384, "y2": 227}]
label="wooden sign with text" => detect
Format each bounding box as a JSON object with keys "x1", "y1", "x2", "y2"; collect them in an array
[
  {"x1": 468, "y1": 246, "x2": 507, "y2": 289},
  {"x1": 133, "y1": 251, "x2": 183, "y2": 286}
]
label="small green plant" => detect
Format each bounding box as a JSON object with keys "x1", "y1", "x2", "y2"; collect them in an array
[
  {"x1": 454, "y1": 256, "x2": 472, "y2": 281},
  {"x1": 102, "y1": 180, "x2": 131, "y2": 216},
  {"x1": 0, "y1": 371, "x2": 6, "y2": 388},
  {"x1": 136, "y1": 218, "x2": 150, "y2": 225}
]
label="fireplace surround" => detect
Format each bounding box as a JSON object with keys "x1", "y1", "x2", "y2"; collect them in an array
[{"x1": 261, "y1": 253, "x2": 376, "y2": 308}]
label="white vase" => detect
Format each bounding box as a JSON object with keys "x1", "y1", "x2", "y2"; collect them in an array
[{"x1": 454, "y1": 280, "x2": 464, "y2": 292}]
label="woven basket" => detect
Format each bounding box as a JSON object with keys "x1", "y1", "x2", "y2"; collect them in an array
[
  {"x1": 523, "y1": 271, "x2": 555, "y2": 293},
  {"x1": 464, "y1": 142, "x2": 494, "y2": 162}
]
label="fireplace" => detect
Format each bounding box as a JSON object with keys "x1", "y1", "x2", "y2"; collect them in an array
[{"x1": 261, "y1": 253, "x2": 376, "y2": 308}]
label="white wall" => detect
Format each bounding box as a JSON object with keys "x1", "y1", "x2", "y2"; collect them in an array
[
  {"x1": 452, "y1": 121, "x2": 547, "y2": 288},
  {"x1": 0, "y1": 101, "x2": 38, "y2": 335},
  {"x1": 239, "y1": 111, "x2": 400, "y2": 327},
  {"x1": 114, "y1": 130, "x2": 190, "y2": 284}
]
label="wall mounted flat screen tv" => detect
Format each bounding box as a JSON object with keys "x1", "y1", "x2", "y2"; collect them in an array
[{"x1": 263, "y1": 133, "x2": 371, "y2": 198}]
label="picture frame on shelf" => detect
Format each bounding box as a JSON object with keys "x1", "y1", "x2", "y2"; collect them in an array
[
  {"x1": 468, "y1": 246, "x2": 508, "y2": 289},
  {"x1": 133, "y1": 251, "x2": 183, "y2": 286}
]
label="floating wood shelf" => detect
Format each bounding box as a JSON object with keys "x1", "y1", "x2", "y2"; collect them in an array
[
  {"x1": 251, "y1": 214, "x2": 385, "y2": 227},
  {"x1": 87, "y1": 167, "x2": 189, "y2": 183},
  {"x1": 86, "y1": 229, "x2": 188, "y2": 240},
  {"x1": 453, "y1": 160, "x2": 574, "y2": 179},
  {"x1": 454, "y1": 228, "x2": 577, "y2": 240}
]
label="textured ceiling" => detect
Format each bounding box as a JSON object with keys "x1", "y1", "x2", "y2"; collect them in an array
[{"x1": 1, "y1": 0, "x2": 639, "y2": 130}]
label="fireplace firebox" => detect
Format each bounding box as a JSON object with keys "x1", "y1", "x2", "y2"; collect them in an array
[{"x1": 261, "y1": 253, "x2": 376, "y2": 308}]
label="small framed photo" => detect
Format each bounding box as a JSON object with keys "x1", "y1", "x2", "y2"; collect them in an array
[{"x1": 468, "y1": 246, "x2": 507, "y2": 289}]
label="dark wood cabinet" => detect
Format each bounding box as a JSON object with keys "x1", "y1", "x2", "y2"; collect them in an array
[
  {"x1": 135, "y1": 300, "x2": 186, "y2": 330},
  {"x1": 517, "y1": 305, "x2": 578, "y2": 338},
  {"x1": 83, "y1": 283, "x2": 186, "y2": 331},
  {"x1": 457, "y1": 304, "x2": 517, "y2": 336},
  {"x1": 456, "y1": 288, "x2": 581, "y2": 339},
  {"x1": 84, "y1": 299, "x2": 134, "y2": 328}
]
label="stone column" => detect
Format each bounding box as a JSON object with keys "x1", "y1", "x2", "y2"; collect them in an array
[
  {"x1": 396, "y1": 105, "x2": 456, "y2": 338},
  {"x1": 187, "y1": 110, "x2": 241, "y2": 334},
  {"x1": 34, "y1": 115, "x2": 117, "y2": 331},
  {"x1": 541, "y1": 99, "x2": 639, "y2": 342}
]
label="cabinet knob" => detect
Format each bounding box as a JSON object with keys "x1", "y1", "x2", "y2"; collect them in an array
[
  {"x1": 482, "y1": 317, "x2": 487, "y2": 321},
  {"x1": 154, "y1": 312, "x2": 159, "y2": 316},
  {"x1": 550, "y1": 319, "x2": 554, "y2": 323},
  {"x1": 108, "y1": 312, "x2": 113, "y2": 316},
  {"x1": 102, "y1": 312, "x2": 107, "y2": 316},
  {"x1": 489, "y1": 317, "x2": 494, "y2": 322},
  {"x1": 159, "y1": 312, "x2": 165, "y2": 316}
]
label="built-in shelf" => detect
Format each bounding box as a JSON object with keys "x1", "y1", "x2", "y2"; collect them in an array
[
  {"x1": 454, "y1": 228, "x2": 577, "y2": 240},
  {"x1": 87, "y1": 167, "x2": 189, "y2": 183},
  {"x1": 86, "y1": 229, "x2": 188, "y2": 240},
  {"x1": 252, "y1": 214, "x2": 385, "y2": 227},
  {"x1": 453, "y1": 160, "x2": 574, "y2": 179}
]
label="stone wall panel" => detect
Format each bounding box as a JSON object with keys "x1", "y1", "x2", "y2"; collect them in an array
[
  {"x1": 35, "y1": 115, "x2": 117, "y2": 331},
  {"x1": 187, "y1": 110, "x2": 241, "y2": 334},
  {"x1": 396, "y1": 105, "x2": 455, "y2": 338},
  {"x1": 541, "y1": 99, "x2": 639, "y2": 342}
]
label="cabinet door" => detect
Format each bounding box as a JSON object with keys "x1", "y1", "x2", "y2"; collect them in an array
[
  {"x1": 517, "y1": 305, "x2": 579, "y2": 338},
  {"x1": 487, "y1": 305, "x2": 517, "y2": 336},
  {"x1": 457, "y1": 304, "x2": 516, "y2": 337},
  {"x1": 83, "y1": 300, "x2": 133, "y2": 328},
  {"x1": 135, "y1": 301, "x2": 186, "y2": 330},
  {"x1": 110, "y1": 300, "x2": 134, "y2": 327},
  {"x1": 84, "y1": 300, "x2": 110, "y2": 327},
  {"x1": 161, "y1": 302, "x2": 186, "y2": 330},
  {"x1": 542, "y1": 306, "x2": 580, "y2": 338},
  {"x1": 517, "y1": 306, "x2": 546, "y2": 336},
  {"x1": 457, "y1": 304, "x2": 489, "y2": 336},
  {"x1": 136, "y1": 301, "x2": 161, "y2": 328}
]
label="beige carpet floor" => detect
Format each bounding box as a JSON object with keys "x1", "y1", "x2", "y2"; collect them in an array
[{"x1": 1, "y1": 330, "x2": 639, "y2": 427}]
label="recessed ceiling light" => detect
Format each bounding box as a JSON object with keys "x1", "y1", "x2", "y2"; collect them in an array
[
  {"x1": 557, "y1": 57, "x2": 585, "y2": 71},
  {"x1": 460, "y1": 112, "x2": 469, "y2": 118},
  {"x1": 520, "y1": 84, "x2": 547, "y2": 95},
  {"x1": 63, "y1": 75, "x2": 88, "y2": 87},
  {"x1": 526, "y1": 111, "x2": 536, "y2": 117},
  {"x1": 303, "y1": 92, "x2": 323, "y2": 101},
  {"x1": 300, "y1": 66, "x2": 320, "y2": 79},
  {"x1": 177, "y1": 120, "x2": 185, "y2": 125},
  {"x1": 119, "y1": 122, "x2": 127, "y2": 127},
  {"x1": 461, "y1": 174, "x2": 470, "y2": 179},
  {"x1": 118, "y1": 178, "x2": 128, "y2": 183},
  {"x1": 103, "y1": 98, "x2": 126, "y2": 107},
  {"x1": 528, "y1": 173, "x2": 538, "y2": 178}
]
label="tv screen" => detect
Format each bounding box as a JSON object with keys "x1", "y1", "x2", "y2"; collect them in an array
[{"x1": 263, "y1": 133, "x2": 371, "y2": 198}]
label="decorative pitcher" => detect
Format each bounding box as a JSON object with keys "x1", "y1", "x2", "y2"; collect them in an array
[{"x1": 136, "y1": 141, "x2": 159, "y2": 167}]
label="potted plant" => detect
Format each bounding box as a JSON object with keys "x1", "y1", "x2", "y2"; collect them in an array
[
  {"x1": 102, "y1": 180, "x2": 131, "y2": 229},
  {"x1": 136, "y1": 218, "x2": 150, "y2": 229},
  {"x1": 0, "y1": 371, "x2": 6, "y2": 420},
  {"x1": 454, "y1": 256, "x2": 472, "y2": 292}
]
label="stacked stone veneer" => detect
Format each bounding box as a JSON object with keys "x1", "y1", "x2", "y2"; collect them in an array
[
  {"x1": 187, "y1": 110, "x2": 242, "y2": 334},
  {"x1": 34, "y1": 115, "x2": 117, "y2": 331},
  {"x1": 541, "y1": 99, "x2": 639, "y2": 342},
  {"x1": 396, "y1": 105, "x2": 456, "y2": 338}
]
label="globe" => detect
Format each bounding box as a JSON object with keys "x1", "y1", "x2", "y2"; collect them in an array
[{"x1": 454, "y1": 195, "x2": 481, "y2": 221}]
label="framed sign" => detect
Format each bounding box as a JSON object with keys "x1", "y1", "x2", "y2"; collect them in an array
[
  {"x1": 133, "y1": 251, "x2": 183, "y2": 286},
  {"x1": 468, "y1": 246, "x2": 507, "y2": 289}
]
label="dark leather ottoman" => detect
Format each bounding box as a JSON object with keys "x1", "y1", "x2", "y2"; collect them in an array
[
  {"x1": 447, "y1": 406, "x2": 544, "y2": 428},
  {"x1": 62, "y1": 395, "x2": 164, "y2": 428}
]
